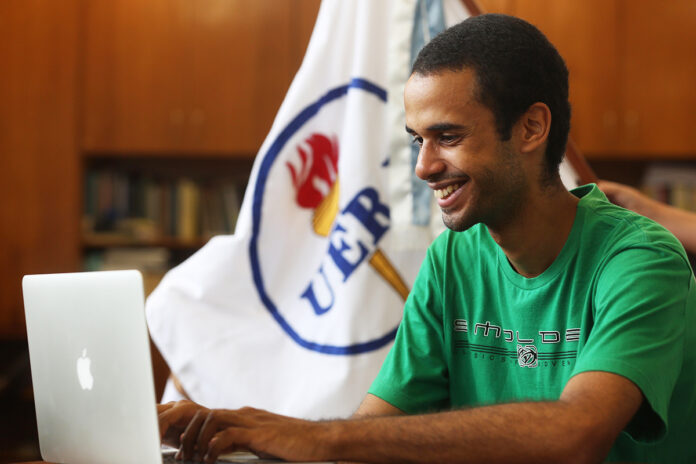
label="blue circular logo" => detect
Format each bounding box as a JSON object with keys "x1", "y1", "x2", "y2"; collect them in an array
[{"x1": 249, "y1": 78, "x2": 400, "y2": 355}]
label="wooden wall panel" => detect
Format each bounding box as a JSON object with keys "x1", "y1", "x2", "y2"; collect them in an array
[
  {"x1": 475, "y1": 0, "x2": 515, "y2": 15},
  {"x1": 619, "y1": 0, "x2": 696, "y2": 156},
  {"x1": 82, "y1": 0, "x2": 321, "y2": 155},
  {"x1": 507, "y1": 1, "x2": 621, "y2": 155},
  {"x1": 289, "y1": 0, "x2": 323, "y2": 72},
  {"x1": 81, "y1": 0, "x2": 192, "y2": 153},
  {"x1": 190, "y1": 0, "x2": 294, "y2": 153},
  {"x1": 468, "y1": 0, "x2": 696, "y2": 158},
  {"x1": 474, "y1": 0, "x2": 621, "y2": 155},
  {"x1": 0, "y1": 1, "x2": 81, "y2": 337}
]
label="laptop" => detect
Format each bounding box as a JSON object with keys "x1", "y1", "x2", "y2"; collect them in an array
[{"x1": 23, "y1": 270, "x2": 321, "y2": 464}]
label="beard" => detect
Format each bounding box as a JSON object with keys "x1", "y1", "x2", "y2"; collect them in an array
[{"x1": 440, "y1": 143, "x2": 527, "y2": 232}]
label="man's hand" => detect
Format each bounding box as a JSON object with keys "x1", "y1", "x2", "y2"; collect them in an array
[
  {"x1": 158, "y1": 400, "x2": 210, "y2": 449},
  {"x1": 169, "y1": 405, "x2": 332, "y2": 463}
]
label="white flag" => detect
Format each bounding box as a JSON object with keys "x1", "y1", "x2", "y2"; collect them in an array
[{"x1": 147, "y1": 0, "x2": 469, "y2": 419}]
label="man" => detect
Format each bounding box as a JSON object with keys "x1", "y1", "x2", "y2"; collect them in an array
[{"x1": 158, "y1": 14, "x2": 696, "y2": 463}]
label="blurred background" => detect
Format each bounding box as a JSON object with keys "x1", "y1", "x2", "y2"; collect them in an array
[{"x1": 1, "y1": 0, "x2": 695, "y2": 461}]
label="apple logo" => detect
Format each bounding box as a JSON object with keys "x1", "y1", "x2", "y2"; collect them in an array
[{"x1": 76, "y1": 348, "x2": 94, "y2": 390}]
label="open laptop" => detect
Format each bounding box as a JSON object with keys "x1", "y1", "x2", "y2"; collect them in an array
[{"x1": 23, "y1": 270, "x2": 322, "y2": 464}]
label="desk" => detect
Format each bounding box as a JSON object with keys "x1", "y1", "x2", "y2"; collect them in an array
[
  {"x1": 15, "y1": 459, "x2": 339, "y2": 464},
  {"x1": 13, "y1": 446, "x2": 337, "y2": 464},
  {"x1": 15, "y1": 455, "x2": 337, "y2": 464}
]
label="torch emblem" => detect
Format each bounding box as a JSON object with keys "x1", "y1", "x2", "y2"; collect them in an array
[
  {"x1": 287, "y1": 133, "x2": 410, "y2": 302},
  {"x1": 287, "y1": 133, "x2": 340, "y2": 236}
]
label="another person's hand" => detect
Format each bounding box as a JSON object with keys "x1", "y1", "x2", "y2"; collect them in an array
[
  {"x1": 597, "y1": 180, "x2": 661, "y2": 218},
  {"x1": 598, "y1": 179, "x2": 696, "y2": 254}
]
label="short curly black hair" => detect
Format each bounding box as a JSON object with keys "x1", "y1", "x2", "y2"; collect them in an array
[{"x1": 412, "y1": 14, "x2": 571, "y2": 176}]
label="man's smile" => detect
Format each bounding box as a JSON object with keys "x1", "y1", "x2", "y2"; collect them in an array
[
  {"x1": 431, "y1": 178, "x2": 470, "y2": 208},
  {"x1": 433, "y1": 182, "x2": 464, "y2": 200}
]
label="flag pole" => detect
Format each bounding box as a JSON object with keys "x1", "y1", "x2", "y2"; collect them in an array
[
  {"x1": 461, "y1": 0, "x2": 483, "y2": 16},
  {"x1": 460, "y1": 0, "x2": 598, "y2": 185}
]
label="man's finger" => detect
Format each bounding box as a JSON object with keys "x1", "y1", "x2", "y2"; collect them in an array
[
  {"x1": 157, "y1": 401, "x2": 177, "y2": 414},
  {"x1": 158, "y1": 402, "x2": 195, "y2": 442},
  {"x1": 158, "y1": 409, "x2": 175, "y2": 441},
  {"x1": 196, "y1": 411, "x2": 221, "y2": 460},
  {"x1": 158, "y1": 407, "x2": 184, "y2": 440},
  {"x1": 179, "y1": 409, "x2": 208, "y2": 461},
  {"x1": 204, "y1": 428, "x2": 250, "y2": 464}
]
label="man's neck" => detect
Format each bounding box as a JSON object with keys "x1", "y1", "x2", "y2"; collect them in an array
[{"x1": 487, "y1": 184, "x2": 580, "y2": 278}]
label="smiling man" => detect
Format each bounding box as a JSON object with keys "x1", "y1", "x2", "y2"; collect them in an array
[{"x1": 158, "y1": 14, "x2": 696, "y2": 463}]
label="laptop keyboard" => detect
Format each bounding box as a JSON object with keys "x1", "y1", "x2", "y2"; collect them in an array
[{"x1": 162, "y1": 448, "x2": 283, "y2": 463}]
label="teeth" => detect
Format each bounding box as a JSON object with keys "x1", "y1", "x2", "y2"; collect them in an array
[{"x1": 434, "y1": 183, "x2": 461, "y2": 199}]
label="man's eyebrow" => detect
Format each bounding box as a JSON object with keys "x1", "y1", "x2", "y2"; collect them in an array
[
  {"x1": 404, "y1": 123, "x2": 470, "y2": 134},
  {"x1": 426, "y1": 122, "x2": 469, "y2": 132}
]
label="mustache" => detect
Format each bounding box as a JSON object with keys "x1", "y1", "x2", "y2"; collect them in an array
[{"x1": 424, "y1": 173, "x2": 470, "y2": 184}]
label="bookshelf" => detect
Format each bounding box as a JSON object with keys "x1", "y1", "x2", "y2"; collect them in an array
[
  {"x1": 74, "y1": 0, "x2": 321, "y2": 292},
  {"x1": 80, "y1": 156, "x2": 254, "y2": 292}
]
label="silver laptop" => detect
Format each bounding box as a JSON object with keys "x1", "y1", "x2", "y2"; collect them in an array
[
  {"x1": 23, "y1": 270, "x2": 165, "y2": 464},
  {"x1": 23, "y1": 270, "x2": 332, "y2": 464}
]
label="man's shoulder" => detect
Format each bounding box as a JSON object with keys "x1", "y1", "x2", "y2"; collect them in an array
[{"x1": 576, "y1": 184, "x2": 687, "y2": 259}]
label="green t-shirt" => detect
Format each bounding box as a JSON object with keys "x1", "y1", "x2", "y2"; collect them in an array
[{"x1": 369, "y1": 184, "x2": 696, "y2": 462}]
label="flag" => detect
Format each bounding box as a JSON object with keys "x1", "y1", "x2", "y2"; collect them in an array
[{"x1": 146, "y1": 0, "x2": 470, "y2": 420}]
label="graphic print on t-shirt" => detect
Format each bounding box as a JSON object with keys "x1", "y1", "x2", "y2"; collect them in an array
[{"x1": 453, "y1": 318, "x2": 580, "y2": 368}]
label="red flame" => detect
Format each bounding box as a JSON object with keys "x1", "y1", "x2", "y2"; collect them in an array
[{"x1": 286, "y1": 133, "x2": 339, "y2": 209}]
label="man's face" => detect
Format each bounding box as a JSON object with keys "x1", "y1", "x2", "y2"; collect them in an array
[{"x1": 405, "y1": 68, "x2": 527, "y2": 232}]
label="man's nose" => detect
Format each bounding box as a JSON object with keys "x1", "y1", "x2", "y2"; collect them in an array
[{"x1": 414, "y1": 141, "x2": 445, "y2": 181}]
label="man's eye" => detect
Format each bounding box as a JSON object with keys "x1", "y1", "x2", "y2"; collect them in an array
[
  {"x1": 411, "y1": 136, "x2": 423, "y2": 147},
  {"x1": 440, "y1": 134, "x2": 460, "y2": 145}
]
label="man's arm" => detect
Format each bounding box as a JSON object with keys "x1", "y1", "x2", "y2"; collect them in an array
[
  {"x1": 351, "y1": 393, "x2": 405, "y2": 418},
  {"x1": 176, "y1": 370, "x2": 642, "y2": 464},
  {"x1": 330, "y1": 371, "x2": 642, "y2": 464}
]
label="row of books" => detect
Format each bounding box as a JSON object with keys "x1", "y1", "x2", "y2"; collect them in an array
[
  {"x1": 83, "y1": 169, "x2": 242, "y2": 242},
  {"x1": 83, "y1": 247, "x2": 170, "y2": 272},
  {"x1": 83, "y1": 247, "x2": 170, "y2": 295},
  {"x1": 641, "y1": 165, "x2": 696, "y2": 212}
]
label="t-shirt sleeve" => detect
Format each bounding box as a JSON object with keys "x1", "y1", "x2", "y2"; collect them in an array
[
  {"x1": 368, "y1": 247, "x2": 450, "y2": 414},
  {"x1": 571, "y1": 244, "x2": 693, "y2": 443}
]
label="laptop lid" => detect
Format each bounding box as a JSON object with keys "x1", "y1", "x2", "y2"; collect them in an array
[{"x1": 23, "y1": 270, "x2": 162, "y2": 464}]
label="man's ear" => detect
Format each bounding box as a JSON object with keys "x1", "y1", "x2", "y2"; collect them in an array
[{"x1": 517, "y1": 102, "x2": 551, "y2": 154}]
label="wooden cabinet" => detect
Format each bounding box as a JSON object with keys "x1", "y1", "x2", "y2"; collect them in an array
[
  {"x1": 0, "y1": 0, "x2": 320, "y2": 337},
  {"x1": 477, "y1": 0, "x2": 696, "y2": 158},
  {"x1": 618, "y1": 0, "x2": 696, "y2": 156},
  {"x1": 81, "y1": 0, "x2": 191, "y2": 153},
  {"x1": 82, "y1": 0, "x2": 320, "y2": 155},
  {"x1": 0, "y1": 0, "x2": 81, "y2": 337}
]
